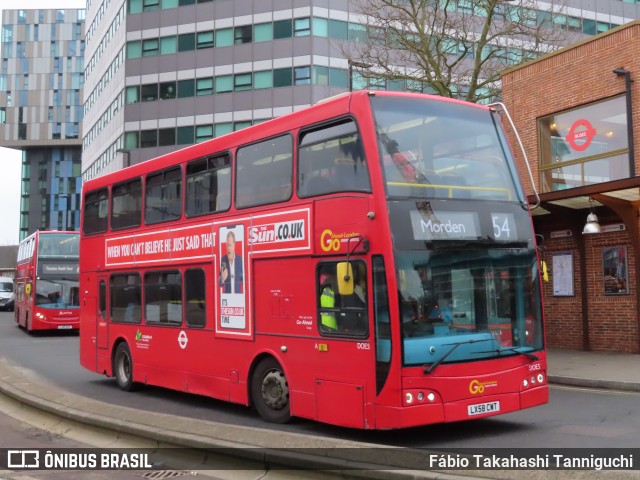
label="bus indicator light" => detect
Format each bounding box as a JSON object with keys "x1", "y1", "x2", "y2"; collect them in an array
[{"x1": 315, "y1": 343, "x2": 328, "y2": 352}]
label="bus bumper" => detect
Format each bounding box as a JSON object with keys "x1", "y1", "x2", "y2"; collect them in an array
[
  {"x1": 32, "y1": 311, "x2": 79, "y2": 331},
  {"x1": 374, "y1": 385, "x2": 548, "y2": 429}
]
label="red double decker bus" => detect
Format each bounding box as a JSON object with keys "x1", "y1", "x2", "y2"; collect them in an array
[
  {"x1": 15, "y1": 231, "x2": 80, "y2": 333},
  {"x1": 79, "y1": 91, "x2": 547, "y2": 429}
]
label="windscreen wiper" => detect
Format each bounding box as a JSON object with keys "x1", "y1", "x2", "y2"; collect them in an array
[
  {"x1": 424, "y1": 337, "x2": 493, "y2": 374},
  {"x1": 476, "y1": 346, "x2": 538, "y2": 362}
]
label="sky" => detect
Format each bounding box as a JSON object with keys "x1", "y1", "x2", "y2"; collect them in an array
[{"x1": 0, "y1": 0, "x2": 85, "y2": 246}]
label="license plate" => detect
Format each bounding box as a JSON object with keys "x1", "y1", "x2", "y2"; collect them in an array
[
  {"x1": 468, "y1": 401, "x2": 500, "y2": 416},
  {"x1": 57, "y1": 325, "x2": 72, "y2": 330}
]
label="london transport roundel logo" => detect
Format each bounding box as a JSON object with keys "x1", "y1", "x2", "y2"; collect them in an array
[
  {"x1": 566, "y1": 119, "x2": 596, "y2": 152},
  {"x1": 178, "y1": 330, "x2": 188, "y2": 349}
]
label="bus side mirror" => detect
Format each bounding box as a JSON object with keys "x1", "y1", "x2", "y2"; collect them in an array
[{"x1": 337, "y1": 262, "x2": 354, "y2": 295}]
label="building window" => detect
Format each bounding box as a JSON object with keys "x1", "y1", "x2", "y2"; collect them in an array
[
  {"x1": 234, "y1": 73, "x2": 252, "y2": 91},
  {"x1": 273, "y1": 68, "x2": 292, "y2": 87},
  {"x1": 196, "y1": 31, "x2": 214, "y2": 49},
  {"x1": 177, "y1": 79, "x2": 194, "y2": 97},
  {"x1": 178, "y1": 33, "x2": 195, "y2": 51},
  {"x1": 195, "y1": 124, "x2": 213, "y2": 143},
  {"x1": 313, "y1": 17, "x2": 329, "y2": 37},
  {"x1": 254, "y1": 70, "x2": 272, "y2": 89},
  {"x1": 273, "y1": 19, "x2": 292, "y2": 39},
  {"x1": 160, "y1": 36, "x2": 177, "y2": 54},
  {"x1": 126, "y1": 86, "x2": 140, "y2": 104},
  {"x1": 140, "y1": 129, "x2": 158, "y2": 148},
  {"x1": 294, "y1": 66, "x2": 311, "y2": 85},
  {"x1": 294, "y1": 18, "x2": 311, "y2": 36},
  {"x1": 177, "y1": 125, "x2": 194, "y2": 144},
  {"x1": 234, "y1": 25, "x2": 252, "y2": 45},
  {"x1": 160, "y1": 81, "x2": 176, "y2": 100},
  {"x1": 329, "y1": 68, "x2": 349, "y2": 89},
  {"x1": 329, "y1": 19, "x2": 348, "y2": 39},
  {"x1": 158, "y1": 127, "x2": 176, "y2": 146},
  {"x1": 215, "y1": 75, "x2": 233, "y2": 93},
  {"x1": 216, "y1": 28, "x2": 233, "y2": 47},
  {"x1": 314, "y1": 66, "x2": 329, "y2": 86},
  {"x1": 215, "y1": 123, "x2": 233, "y2": 137},
  {"x1": 143, "y1": 0, "x2": 160, "y2": 11},
  {"x1": 141, "y1": 84, "x2": 158, "y2": 102},
  {"x1": 254, "y1": 23, "x2": 272, "y2": 42},
  {"x1": 538, "y1": 95, "x2": 630, "y2": 192},
  {"x1": 125, "y1": 131, "x2": 139, "y2": 149},
  {"x1": 142, "y1": 38, "x2": 160, "y2": 56},
  {"x1": 196, "y1": 77, "x2": 213, "y2": 96},
  {"x1": 129, "y1": 0, "x2": 143, "y2": 14}
]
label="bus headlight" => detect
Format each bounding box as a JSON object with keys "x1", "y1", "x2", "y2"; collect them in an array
[
  {"x1": 522, "y1": 372, "x2": 545, "y2": 390},
  {"x1": 403, "y1": 389, "x2": 438, "y2": 406}
]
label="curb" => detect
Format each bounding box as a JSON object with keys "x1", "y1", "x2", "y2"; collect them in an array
[
  {"x1": 548, "y1": 375, "x2": 640, "y2": 392},
  {"x1": 0, "y1": 358, "x2": 482, "y2": 480}
]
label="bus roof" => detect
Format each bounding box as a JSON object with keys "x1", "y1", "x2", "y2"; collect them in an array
[{"x1": 83, "y1": 90, "x2": 490, "y2": 191}]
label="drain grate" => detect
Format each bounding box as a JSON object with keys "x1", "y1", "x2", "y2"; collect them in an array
[{"x1": 137, "y1": 471, "x2": 191, "y2": 479}]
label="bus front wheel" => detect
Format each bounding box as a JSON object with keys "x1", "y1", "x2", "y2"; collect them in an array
[
  {"x1": 251, "y1": 358, "x2": 291, "y2": 424},
  {"x1": 113, "y1": 343, "x2": 135, "y2": 391}
]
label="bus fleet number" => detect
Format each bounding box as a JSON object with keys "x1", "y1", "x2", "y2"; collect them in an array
[{"x1": 357, "y1": 343, "x2": 370, "y2": 350}]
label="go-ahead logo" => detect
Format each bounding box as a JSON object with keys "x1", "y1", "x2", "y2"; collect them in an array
[
  {"x1": 469, "y1": 379, "x2": 498, "y2": 394},
  {"x1": 320, "y1": 229, "x2": 361, "y2": 252}
]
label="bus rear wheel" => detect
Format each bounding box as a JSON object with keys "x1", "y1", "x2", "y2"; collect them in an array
[
  {"x1": 113, "y1": 343, "x2": 135, "y2": 391},
  {"x1": 251, "y1": 358, "x2": 291, "y2": 424}
]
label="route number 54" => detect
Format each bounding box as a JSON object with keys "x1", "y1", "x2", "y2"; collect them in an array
[{"x1": 491, "y1": 213, "x2": 516, "y2": 240}]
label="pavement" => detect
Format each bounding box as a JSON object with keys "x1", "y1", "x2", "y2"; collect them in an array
[
  {"x1": 546, "y1": 347, "x2": 640, "y2": 392},
  {"x1": 0, "y1": 347, "x2": 638, "y2": 479}
]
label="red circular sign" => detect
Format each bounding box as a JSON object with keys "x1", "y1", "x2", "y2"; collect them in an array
[{"x1": 566, "y1": 119, "x2": 596, "y2": 152}]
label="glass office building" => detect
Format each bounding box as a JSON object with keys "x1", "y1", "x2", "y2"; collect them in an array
[{"x1": 0, "y1": 8, "x2": 85, "y2": 240}]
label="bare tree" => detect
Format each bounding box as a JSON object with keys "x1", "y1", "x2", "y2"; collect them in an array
[{"x1": 347, "y1": 0, "x2": 575, "y2": 102}]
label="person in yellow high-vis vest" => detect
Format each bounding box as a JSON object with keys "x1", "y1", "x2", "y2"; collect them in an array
[{"x1": 319, "y1": 273, "x2": 337, "y2": 331}]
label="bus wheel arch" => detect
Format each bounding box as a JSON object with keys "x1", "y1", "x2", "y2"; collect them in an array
[
  {"x1": 250, "y1": 355, "x2": 291, "y2": 424},
  {"x1": 112, "y1": 340, "x2": 136, "y2": 392}
]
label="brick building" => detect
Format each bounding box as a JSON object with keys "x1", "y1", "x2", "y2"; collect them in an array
[{"x1": 502, "y1": 21, "x2": 640, "y2": 353}]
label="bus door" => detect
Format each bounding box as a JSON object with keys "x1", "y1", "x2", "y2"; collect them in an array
[
  {"x1": 97, "y1": 277, "x2": 109, "y2": 349},
  {"x1": 315, "y1": 259, "x2": 374, "y2": 428}
]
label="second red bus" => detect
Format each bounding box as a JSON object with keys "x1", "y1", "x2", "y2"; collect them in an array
[{"x1": 15, "y1": 231, "x2": 80, "y2": 332}]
